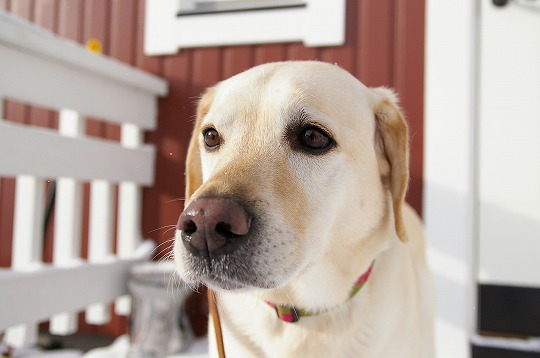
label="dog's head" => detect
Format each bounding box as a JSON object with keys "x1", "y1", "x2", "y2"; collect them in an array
[{"x1": 174, "y1": 61, "x2": 409, "y2": 298}]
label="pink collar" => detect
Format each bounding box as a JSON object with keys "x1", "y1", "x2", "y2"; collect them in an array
[{"x1": 265, "y1": 263, "x2": 374, "y2": 323}]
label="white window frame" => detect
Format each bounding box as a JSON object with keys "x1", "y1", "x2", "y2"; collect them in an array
[{"x1": 144, "y1": 0, "x2": 346, "y2": 55}]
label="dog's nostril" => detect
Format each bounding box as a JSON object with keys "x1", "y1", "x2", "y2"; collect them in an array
[
  {"x1": 182, "y1": 220, "x2": 197, "y2": 235},
  {"x1": 215, "y1": 222, "x2": 234, "y2": 237}
]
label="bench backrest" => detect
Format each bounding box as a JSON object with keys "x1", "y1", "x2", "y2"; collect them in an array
[{"x1": 0, "y1": 11, "x2": 167, "y2": 347}]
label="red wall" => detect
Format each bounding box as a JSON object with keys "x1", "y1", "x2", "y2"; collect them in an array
[{"x1": 0, "y1": 0, "x2": 424, "y2": 336}]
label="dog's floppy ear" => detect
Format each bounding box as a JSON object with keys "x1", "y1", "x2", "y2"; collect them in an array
[
  {"x1": 371, "y1": 87, "x2": 410, "y2": 243},
  {"x1": 185, "y1": 87, "x2": 216, "y2": 203}
]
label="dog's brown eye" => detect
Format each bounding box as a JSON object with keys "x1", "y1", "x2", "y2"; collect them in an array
[
  {"x1": 299, "y1": 127, "x2": 332, "y2": 151},
  {"x1": 203, "y1": 128, "x2": 221, "y2": 150}
]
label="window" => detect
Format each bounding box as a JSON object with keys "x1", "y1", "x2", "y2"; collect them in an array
[
  {"x1": 177, "y1": 0, "x2": 307, "y2": 16},
  {"x1": 144, "y1": 0, "x2": 346, "y2": 55}
]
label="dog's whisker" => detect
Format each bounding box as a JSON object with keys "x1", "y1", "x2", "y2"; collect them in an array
[
  {"x1": 283, "y1": 290, "x2": 295, "y2": 309},
  {"x1": 156, "y1": 250, "x2": 174, "y2": 263},
  {"x1": 172, "y1": 272, "x2": 189, "y2": 303},
  {"x1": 147, "y1": 224, "x2": 177, "y2": 234},
  {"x1": 163, "y1": 226, "x2": 179, "y2": 236},
  {"x1": 213, "y1": 290, "x2": 229, "y2": 314},
  {"x1": 165, "y1": 197, "x2": 186, "y2": 203},
  {"x1": 151, "y1": 241, "x2": 175, "y2": 261}
]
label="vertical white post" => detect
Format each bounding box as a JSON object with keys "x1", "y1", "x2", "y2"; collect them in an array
[
  {"x1": 115, "y1": 123, "x2": 144, "y2": 315},
  {"x1": 86, "y1": 179, "x2": 115, "y2": 324},
  {"x1": 424, "y1": 1, "x2": 478, "y2": 357},
  {"x1": 50, "y1": 109, "x2": 85, "y2": 335},
  {"x1": 12, "y1": 176, "x2": 46, "y2": 270},
  {"x1": 4, "y1": 175, "x2": 46, "y2": 347},
  {"x1": 118, "y1": 123, "x2": 144, "y2": 255}
]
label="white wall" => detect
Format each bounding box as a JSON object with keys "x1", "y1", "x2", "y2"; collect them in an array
[{"x1": 424, "y1": 1, "x2": 478, "y2": 357}]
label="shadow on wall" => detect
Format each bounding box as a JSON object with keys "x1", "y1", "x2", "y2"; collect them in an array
[{"x1": 424, "y1": 181, "x2": 540, "y2": 357}]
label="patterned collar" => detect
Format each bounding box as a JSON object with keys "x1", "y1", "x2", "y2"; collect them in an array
[{"x1": 265, "y1": 263, "x2": 374, "y2": 323}]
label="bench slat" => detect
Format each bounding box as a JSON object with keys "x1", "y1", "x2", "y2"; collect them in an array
[
  {"x1": 0, "y1": 121, "x2": 155, "y2": 185},
  {"x1": 0, "y1": 241, "x2": 154, "y2": 331},
  {"x1": 0, "y1": 46, "x2": 159, "y2": 130}
]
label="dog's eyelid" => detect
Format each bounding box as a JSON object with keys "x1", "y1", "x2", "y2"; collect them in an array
[
  {"x1": 289, "y1": 108, "x2": 336, "y2": 139},
  {"x1": 286, "y1": 122, "x2": 336, "y2": 155},
  {"x1": 307, "y1": 123, "x2": 334, "y2": 139},
  {"x1": 295, "y1": 120, "x2": 336, "y2": 143}
]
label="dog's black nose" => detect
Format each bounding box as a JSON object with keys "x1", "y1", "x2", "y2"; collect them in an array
[{"x1": 177, "y1": 197, "x2": 251, "y2": 257}]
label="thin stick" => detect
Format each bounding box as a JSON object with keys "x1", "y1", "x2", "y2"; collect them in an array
[{"x1": 208, "y1": 288, "x2": 226, "y2": 358}]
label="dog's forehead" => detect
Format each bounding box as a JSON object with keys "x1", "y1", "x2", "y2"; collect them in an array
[
  {"x1": 213, "y1": 62, "x2": 372, "y2": 115},
  {"x1": 239, "y1": 63, "x2": 361, "y2": 94}
]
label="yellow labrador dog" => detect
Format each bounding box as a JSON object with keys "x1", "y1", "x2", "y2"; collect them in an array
[{"x1": 175, "y1": 61, "x2": 434, "y2": 357}]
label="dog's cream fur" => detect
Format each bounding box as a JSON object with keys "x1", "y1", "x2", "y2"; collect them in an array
[{"x1": 175, "y1": 61, "x2": 434, "y2": 357}]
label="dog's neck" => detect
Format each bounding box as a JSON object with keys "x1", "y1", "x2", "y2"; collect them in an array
[{"x1": 264, "y1": 262, "x2": 374, "y2": 323}]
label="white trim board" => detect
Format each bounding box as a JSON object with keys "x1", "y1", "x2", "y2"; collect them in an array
[{"x1": 424, "y1": 1, "x2": 478, "y2": 358}]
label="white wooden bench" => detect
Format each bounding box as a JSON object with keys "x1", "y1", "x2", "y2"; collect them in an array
[{"x1": 0, "y1": 11, "x2": 168, "y2": 348}]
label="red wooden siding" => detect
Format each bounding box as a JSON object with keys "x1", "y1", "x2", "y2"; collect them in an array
[{"x1": 0, "y1": 0, "x2": 425, "y2": 337}]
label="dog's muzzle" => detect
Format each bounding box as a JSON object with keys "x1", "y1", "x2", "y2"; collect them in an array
[{"x1": 177, "y1": 197, "x2": 251, "y2": 258}]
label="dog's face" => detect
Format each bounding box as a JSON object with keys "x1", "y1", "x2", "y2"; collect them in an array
[{"x1": 174, "y1": 62, "x2": 409, "y2": 295}]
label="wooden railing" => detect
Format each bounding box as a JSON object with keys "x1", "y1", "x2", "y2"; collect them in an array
[{"x1": 0, "y1": 11, "x2": 168, "y2": 347}]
